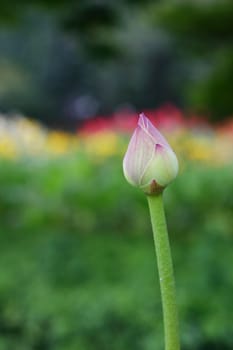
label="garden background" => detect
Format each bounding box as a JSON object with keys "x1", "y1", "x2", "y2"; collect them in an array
[{"x1": 0, "y1": 1, "x2": 233, "y2": 349}]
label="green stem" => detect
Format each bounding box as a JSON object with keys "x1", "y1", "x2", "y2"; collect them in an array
[{"x1": 147, "y1": 193, "x2": 180, "y2": 350}]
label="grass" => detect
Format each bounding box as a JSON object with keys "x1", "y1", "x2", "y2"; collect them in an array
[{"x1": 0, "y1": 156, "x2": 232, "y2": 349}]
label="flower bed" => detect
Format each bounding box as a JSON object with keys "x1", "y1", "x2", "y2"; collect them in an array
[{"x1": 0, "y1": 106, "x2": 232, "y2": 166}]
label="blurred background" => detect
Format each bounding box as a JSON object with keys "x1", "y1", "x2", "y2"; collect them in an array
[{"x1": 0, "y1": 1, "x2": 233, "y2": 349}]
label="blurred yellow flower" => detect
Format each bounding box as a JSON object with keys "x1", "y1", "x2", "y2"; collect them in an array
[
  {"x1": 82, "y1": 131, "x2": 122, "y2": 158},
  {"x1": 0, "y1": 135, "x2": 18, "y2": 158},
  {"x1": 183, "y1": 137, "x2": 213, "y2": 162},
  {"x1": 46, "y1": 131, "x2": 78, "y2": 155}
]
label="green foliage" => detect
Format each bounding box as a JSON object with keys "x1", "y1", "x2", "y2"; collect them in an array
[
  {"x1": 153, "y1": 0, "x2": 233, "y2": 120},
  {"x1": 0, "y1": 155, "x2": 232, "y2": 237},
  {"x1": 1, "y1": 0, "x2": 233, "y2": 123},
  {"x1": 154, "y1": 1, "x2": 233, "y2": 44},
  {"x1": 187, "y1": 51, "x2": 233, "y2": 119},
  {"x1": 0, "y1": 155, "x2": 233, "y2": 349},
  {"x1": 0, "y1": 1, "x2": 148, "y2": 59}
]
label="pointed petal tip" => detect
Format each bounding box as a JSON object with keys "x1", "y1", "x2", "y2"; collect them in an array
[
  {"x1": 139, "y1": 112, "x2": 146, "y2": 119},
  {"x1": 138, "y1": 113, "x2": 150, "y2": 131},
  {"x1": 138, "y1": 113, "x2": 148, "y2": 124}
]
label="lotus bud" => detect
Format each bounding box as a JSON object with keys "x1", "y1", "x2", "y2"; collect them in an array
[{"x1": 123, "y1": 113, "x2": 178, "y2": 195}]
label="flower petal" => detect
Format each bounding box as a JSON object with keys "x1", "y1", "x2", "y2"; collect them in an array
[
  {"x1": 123, "y1": 123, "x2": 154, "y2": 185},
  {"x1": 138, "y1": 113, "x2": 170, "y2": 148},
  {"x1": 141, "y1": 143, "x2": 179, "y2": 187}
]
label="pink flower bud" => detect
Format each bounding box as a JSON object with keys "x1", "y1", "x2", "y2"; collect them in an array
[{"x1": 123, "y1": 113, "x2": 178, "y2": 195}]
